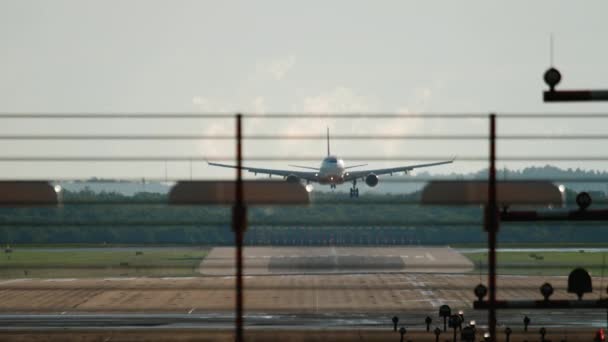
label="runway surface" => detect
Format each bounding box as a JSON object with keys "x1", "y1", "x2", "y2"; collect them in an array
[
  {"x1": 0, "y1": 273, "x2": 606, "y2": 327},
  {"x1": 199, "y1": 246, "x2": 474, "y2": 275},
  {"x1": 0, "y1": 310, "x2": 605, "y2": 329},
  {"x1": 0, "y1": 247, "x2": 604, "y2": 330}
]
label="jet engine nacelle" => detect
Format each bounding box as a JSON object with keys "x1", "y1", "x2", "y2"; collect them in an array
[
  {"x1": 285, "y1": 174, "x2": 300, "y2": 183},
  {"x1": 365, "y1": 173, "x2": 379, "y2": 187}
]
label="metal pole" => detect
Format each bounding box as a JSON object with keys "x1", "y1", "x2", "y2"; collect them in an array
[
  {"x1": 488, "y1": 113, "x2": 498, "y2": 341},
  {"x1": 234, "y1": 113, "x2": 246, "y2": 342}
]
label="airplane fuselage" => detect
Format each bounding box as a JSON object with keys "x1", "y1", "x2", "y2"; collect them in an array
[{"x1": 317, "y1": 155, "x2": 346, "y2": 185}]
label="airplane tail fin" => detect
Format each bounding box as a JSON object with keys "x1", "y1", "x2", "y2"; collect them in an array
[{"x1": 326, "y1": 127, "x2": 330, "y2": 156}]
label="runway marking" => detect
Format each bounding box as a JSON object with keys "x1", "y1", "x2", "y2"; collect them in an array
[
  {"x1": 103, "y1": 277, "x2": 136, "y2": 281},
  {"x1": 425, "y1": 253, "x2": 436, "y2": 261},
  {"x1": 417, "y1": 289, "x2": 446, "y2": 308},
  {"x1": 400, "y1": 255, "x2": 409, "y2": 258},
  {"x1": 188, "y1": 308, "x2": 195, "y2": 314},
  {"x1": 161, "y1": 277, "x2": 195, "y2": 280},
  {"x1": 0, "y1": 278, "x2": 31, "y2": 284},
  {"x1": 415, "y1": 255, "x2": 424, "y2": 259},
  {"x1": 44, "y1": 278, "x2": 76, "y2": 282},
  {"x1": 412, "y1": 282, "x2": 426, "y2": 287},
  {"x1": 61, "y1": 311, "x2": 67, "y2": 315},
  {"x1": 429, "y1": 299, "x2": 445, "y2": 308}
]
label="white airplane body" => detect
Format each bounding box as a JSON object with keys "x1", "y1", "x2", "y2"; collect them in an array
[{"x1": 209, "y1": 129, "x2": 453, "y2": 197}]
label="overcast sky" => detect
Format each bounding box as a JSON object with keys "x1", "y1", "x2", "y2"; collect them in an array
[{"x1": 1, "y1": 1, "x2": 607, "y2": 180}]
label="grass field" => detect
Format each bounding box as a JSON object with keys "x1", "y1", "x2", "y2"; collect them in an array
[
  {"x1": 0, "y1": 248, "x2": 208, "y2": 278},
  {"x1": 2, "y1": 246, "x2": 606, "y2": 278},
  {"x1": 464, "y1": 250, "x2": 608, "y2": 276}
]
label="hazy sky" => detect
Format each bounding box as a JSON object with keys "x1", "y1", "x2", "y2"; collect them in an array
[{"x1": 1, "y1": 1, "x2": 607, "y2": 180}]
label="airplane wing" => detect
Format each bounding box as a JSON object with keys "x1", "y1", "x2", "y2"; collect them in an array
[
  {"x1": 343, "y1": 160, "x2": 454, "y2": 181},
  {"x1": 208, "y1": 162, "x2": 319, "y2": 182}
]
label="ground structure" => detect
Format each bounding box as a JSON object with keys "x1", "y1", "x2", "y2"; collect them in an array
[{"x1": 0, "y1": 247, "x2": 605, "y2": 340}]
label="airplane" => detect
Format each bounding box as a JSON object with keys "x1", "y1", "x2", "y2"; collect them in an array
[{"x1": 208, "y1": 128, "x2": 453, "y2": 198}]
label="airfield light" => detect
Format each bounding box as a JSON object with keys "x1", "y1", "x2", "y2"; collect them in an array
[
  {"x1": 399, "y1": 326, "x2": 407, "y2": 342},
  {"x1": 540, "y1": 282, "x2": 554, "y2": 301},
  {"x1": 392, "y1": 316, "x2": 399, "y2": 332},
  {"x1": 483, "y1": 332, "x2": 491, "y2": 342},
  {"x1": 558, "y1": 184, "x2": 565, "y2": 193},
  {"x1": 434, "y1": 327, "x2": 442, "y2": 342},
  {"x1": 568, "y1": 267, "x2": 593, "y2": 300},
  {"x1": 542, "y1": 66, "x2": 608, "y2": 102},
  {"x1": 305, "y1": 184, "x2": 314, "y2": 193},
  {"x1": 505, "y1": 327, "x2": 512, "y2": 342},
  {"x1": 458, "y1": 310, "x2": 464, "y2": 328},
  {"x1": 469, "y1": 320, "x2": 476, "y2": 327},
  {"x1": 461, "y1": 326, "x2": 475, "y2": 342},
  {"x1": 439, "y1": 305, "x2": 452, "y2": 332},
  {"x1": 595, "y1": 328, "x2": 605, "y2": 342},
  {"x1": 576, "y1": 192, "x2": 592, "y2": 211},
  {"x1": 53, "y1": 185, "x2": 62, "y2": 193},
  {"x1": 543, "y1": 67, "x2": 562, "y2": 91},
  {"x1": 474, "y1": 284, "x2": 488, "y2": 301},
  {"x1": 449, "y1": 315, "x2": 461, "y2": 342}
]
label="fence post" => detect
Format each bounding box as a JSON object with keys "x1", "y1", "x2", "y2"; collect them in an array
[
  {"x1": 487, "y1": 113, "x2": 498, "y2": 341},
  {"x1": 233, "y1": 113, "x2": 246, "y2": 342}
]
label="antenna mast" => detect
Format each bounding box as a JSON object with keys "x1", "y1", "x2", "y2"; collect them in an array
[
  {"x1": 550, "y1": 33, "x2": 555, "y2": 66},
  {"x1": 326, "y1": 127, "x2": 330, "y2": 156}
]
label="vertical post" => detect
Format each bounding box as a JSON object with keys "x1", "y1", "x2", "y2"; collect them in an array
[
  {"x1": 233, "y1": 113, "x2": 246, "y2": 342},
  {"x1": 487, "y1": 113, "x2": 498, "y2": 341}
]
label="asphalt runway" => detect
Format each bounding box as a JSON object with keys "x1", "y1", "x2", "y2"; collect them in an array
[
  {"x1": 199, "y1": 246, "x2": 474, "y2": 275},
  {"x1": 0, "y1": 274, "x2": 605, "y2": 323},
  {"x1": 0, "y1": 247, "x2": 604, "y2": 330},
  {"x1": 0, "y1": 310, "x2": 605, "y2": 329}
]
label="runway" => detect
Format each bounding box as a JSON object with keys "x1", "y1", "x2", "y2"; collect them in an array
[
  {"x1": 199, "y1": 246, "x2": 474, "y2": 275},
  {"x1": 0, "y1": 247, "x2": 604, "y2": 330},
  {"x1": 0, "y1": 311, "x2": 605, "y2": 329}
]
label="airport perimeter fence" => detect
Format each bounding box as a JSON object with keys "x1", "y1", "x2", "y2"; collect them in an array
[{"x1": 1, "y1": 112, "x2": 608, "y2": 341}]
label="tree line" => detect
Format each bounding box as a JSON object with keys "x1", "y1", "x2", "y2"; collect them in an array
[{"x1": 0, "y1": 186, "x2": 606, "y2": 245}]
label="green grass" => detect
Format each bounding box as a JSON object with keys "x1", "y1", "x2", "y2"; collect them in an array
[
  {"x1": 5, "y1": 243, "x2": 214, "y2": 248},
  {"x1": 0, "y1": 248, "x2": 208, "y2": 278},
  {"x1": 452, "y1": 242, "x2": 608, "y2": 248},
  {"x1": 465, "y1": 251, "x2": 608, "y2": 276}
]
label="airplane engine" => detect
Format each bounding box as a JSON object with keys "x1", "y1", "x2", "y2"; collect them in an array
[
  {"x1": 365, "y1": 173, "x2": 379, "y2": 187},
  {"x1": 285, "y1": 174, "x2": 300, "y2": 183}
]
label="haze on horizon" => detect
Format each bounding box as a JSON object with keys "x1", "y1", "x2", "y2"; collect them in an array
[{"x1": 1, "y1": 1, "x2": 607, "y2": 180}]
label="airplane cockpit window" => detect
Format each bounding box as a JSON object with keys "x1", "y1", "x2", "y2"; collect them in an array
[{"x1": 325, "y1": 157, "x2": 337, "y2": 163}]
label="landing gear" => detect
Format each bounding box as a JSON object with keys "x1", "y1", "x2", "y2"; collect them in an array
[
  {"x1": 349, "y1": 179, "x2": 359, "y2": 198},
  {"x1": 330, "y1": 184, "x2": 336, "y2": 191}
]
